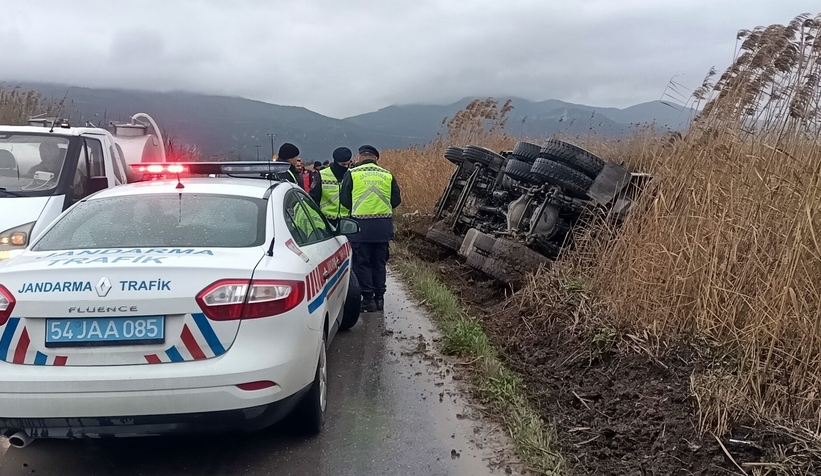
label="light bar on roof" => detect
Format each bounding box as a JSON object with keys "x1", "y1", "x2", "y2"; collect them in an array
[{"x1": 129, "y1": 162, "x2": 292, "y2": 176}]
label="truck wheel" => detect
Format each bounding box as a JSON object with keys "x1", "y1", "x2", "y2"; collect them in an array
[
  {"x1": 444, "y1": 146, "x2": 464, "y2": 165},
  {"x1": 512, "y1": 141, "x2": 541, "y2": 162},
  {"x1": 339, "y1": 271, "x2": 361, "y2": 331},
  {"x1": 426, "y1": 224, "x2": 464, "y2": 251},
  {"x1": 539, "y1": 139, "x2": 605, "y2": 179},
  {"x1": 463, "y1": 146, "x2": 505, "y2": 173},
  {"x1": 531, "y1": 158, "x2": 593, "y2": 198},
  {"x1": 504, "y1": 158, "x2": 543, "y2": 185}
]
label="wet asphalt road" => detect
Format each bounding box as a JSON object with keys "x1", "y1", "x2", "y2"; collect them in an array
[{"x1": 0, "y1": 272, "x2": 518, "y2": 476}]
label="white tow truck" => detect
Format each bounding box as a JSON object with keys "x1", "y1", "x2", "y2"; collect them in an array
[{"x1": 0, "y1": 114, "x2": 165, "y2": 263}]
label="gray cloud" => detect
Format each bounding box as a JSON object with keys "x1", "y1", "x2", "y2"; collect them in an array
[{"x1": 0, "y1": 0, "x2": 818, "y2": 117}]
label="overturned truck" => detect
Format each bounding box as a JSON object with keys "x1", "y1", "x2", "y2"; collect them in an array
[{"x1": 423, "y1": 139, "x2": 650, "y2": 285}]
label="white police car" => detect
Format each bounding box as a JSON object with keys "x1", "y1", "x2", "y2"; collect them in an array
[{"x1": 0, "y1": 162, "x2": 361, "y2": 446}]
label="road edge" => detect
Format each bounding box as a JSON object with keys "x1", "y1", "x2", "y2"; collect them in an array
[{"x1": 391, "y1": 243, "x2": 568, "y2": 476}]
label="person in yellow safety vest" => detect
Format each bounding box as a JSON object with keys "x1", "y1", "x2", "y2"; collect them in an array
[
  {"x1": 292, "y1": 197, "x2": 328, "y2": 242},
  {"x1": 276, "y1": 142, "x2": 302, "y2": 184},
  {"x1": 340, "y1": 145, "x2": 401, "y2": 313},
  {"x1": 309, "y1": 147, "x2": 352, "y2": 228}
]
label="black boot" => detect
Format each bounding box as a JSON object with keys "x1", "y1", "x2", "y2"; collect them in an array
[
  {"x1": 375, "y1": 295, "x2": 384, "y2": 311},
  {"x1": 361, "y1": 294, "x2": 377, "y2": 313}
]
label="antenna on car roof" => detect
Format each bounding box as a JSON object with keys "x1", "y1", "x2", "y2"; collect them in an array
[{"x1": 49, "y1": 89, "x2": 70, "y2": 133}]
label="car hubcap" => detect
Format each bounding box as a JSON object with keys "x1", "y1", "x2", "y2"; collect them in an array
[{"x1": 319, "y1": 341, "x2": 327, "y2": 413}]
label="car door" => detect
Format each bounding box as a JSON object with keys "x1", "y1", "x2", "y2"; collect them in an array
[{"x1": 282, "y1": 190, "x2": 342, "y2": 328}]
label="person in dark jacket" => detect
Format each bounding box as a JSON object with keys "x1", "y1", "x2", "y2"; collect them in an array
[
  {"x1": 276, "y1": 143, "x2": 301, "y2": 183},
  {"x1": 340, "y1": 145, "x2": 401, "y2": 312},
  {"x1": 310, "y1": 147, "x2": 353, "y2": 228}
]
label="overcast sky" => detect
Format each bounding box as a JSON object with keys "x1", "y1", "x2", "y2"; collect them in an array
[{"x1": 0, "y1": 1, "x2": 817, "y2": 118}]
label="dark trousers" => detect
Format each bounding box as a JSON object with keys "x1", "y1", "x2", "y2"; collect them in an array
[{"x1": 352, "y1": 242, "x2": 389, "y2": 299}]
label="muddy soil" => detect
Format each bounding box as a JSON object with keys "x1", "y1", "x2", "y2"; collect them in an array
[{"x1": 400, "y1": 234, "x2": 791, "y2": 476}]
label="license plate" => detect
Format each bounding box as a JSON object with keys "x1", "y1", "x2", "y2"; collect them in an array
[{"x1": 45, "y1": 316, "x2": 165, "y2": 347}]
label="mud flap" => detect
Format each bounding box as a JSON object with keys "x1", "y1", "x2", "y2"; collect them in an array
[{"x1": 587, "y1": 162, "x2": 632, "y2": 206}]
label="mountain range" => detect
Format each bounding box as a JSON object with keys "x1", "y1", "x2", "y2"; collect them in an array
[{"x1": 10, "y1": 82, "x2": 696, "y2": 161}]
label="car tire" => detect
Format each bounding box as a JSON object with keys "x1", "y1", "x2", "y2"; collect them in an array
[
  {"x1": 504, "y1": 158, "x2": 543, "y2": 185},
  {"x1": 512, "y1": 141, "x2": 541, "y2": 162},
  {"x1": 292, "y1": 333, "x2": 327, "y2": 436},
  {"x1": 339, "y1": 271, "x2": 361, "y2": 331},
  {"x1": 530, "y1": 158, "x2": 593, "y2": 198},
  {"x1": 539, "y1": 139, "x2": 605, "y2": 179}
]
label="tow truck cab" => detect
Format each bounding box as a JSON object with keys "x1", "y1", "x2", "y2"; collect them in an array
[{"x1": 0, "y1": 117, "x2": 164, "y2": 262}]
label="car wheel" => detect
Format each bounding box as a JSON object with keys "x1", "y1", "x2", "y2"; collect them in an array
[
  {"x1": 339, "y1": 271, "x2": 361, "y2": 331},
  {"x1": 292, "y1": 333, "x2": 327, "y2": 435}
]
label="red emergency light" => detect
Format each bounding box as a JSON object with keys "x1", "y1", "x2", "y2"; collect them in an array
[{"x1": 128, "y1": 162, "x2": 292, "y2": 177}]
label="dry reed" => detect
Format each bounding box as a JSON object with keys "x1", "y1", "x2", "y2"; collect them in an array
[{"x1": 517, "y1": 13, "x2": 821, "y2": 439}]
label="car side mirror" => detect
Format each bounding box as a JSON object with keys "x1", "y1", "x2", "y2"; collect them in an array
[
  {"x1": 337, "y1": 218, "x2": 359, "y2": 235},
  {"x1": 87, "y1": 176, "x2": 108, "y2": 194}
]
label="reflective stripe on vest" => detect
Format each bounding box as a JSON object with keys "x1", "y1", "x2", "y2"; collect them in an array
[
  {"x1": 350, "y1": 165, "x2": 393, "y2": 219},
  {"x1": 319, "y1": 167, "x2": 349, "y2": 219}
]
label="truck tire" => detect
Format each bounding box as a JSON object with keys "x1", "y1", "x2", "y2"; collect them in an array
[
  {"x1": 444, "y1": 146, "x2": 464, "y2": 165},
  {"x1": 531, "y1": 158, "x2": 593, "y2": 198},
  {"x1": 463, "y1": 146, "x2": 505, "y2": 173},
  {"x1": 504, "y1": 158, "x2": 543, "y2": 185},
  {"x1": 426, "y1": 225, "x2": 464, "y2": 251},
  {"x1": 539, "y1": 139, "x2": 605, "y2": 179},
  {"x1": 512, "y1": 141, "x2": 541, "y2": 162}
]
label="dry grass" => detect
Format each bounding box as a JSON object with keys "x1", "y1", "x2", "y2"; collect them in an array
[
  {"x1": 390, "y1": 13, "x2": 821, "y2": 458},
  {"x1": 380, "y1": 98, "x2": 517, "y2": 213},
  {"x1": 0, "y1": 86, "x2": 59, "y2": 125},
  {"x1": 527, "y1": 13, "x2": 821, "y2": 440}
]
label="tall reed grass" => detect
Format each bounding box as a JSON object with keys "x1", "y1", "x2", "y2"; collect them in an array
[{"x1": 533, "y1": 13, "x2": 821, "y2": 436}]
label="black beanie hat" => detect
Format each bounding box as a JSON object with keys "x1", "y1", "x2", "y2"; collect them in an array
[
  {"x1": 333, "y1": 147, "x2": 352, "y2": 163},
  {"x1": 358, "y1": 144, "x2": 379, "y2": 158},
  {"x1": 278, "y1": 143, "x2": 299, "y2": 161}
]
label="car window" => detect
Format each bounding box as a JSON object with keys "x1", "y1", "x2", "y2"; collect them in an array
[
  {"x1": 85, "y1": 139, "x2": 105, "y2": 178},
  {"x1": 33, "y1": 193, "x2": 267, "y2": 250},
  {"x1": 283, "y1": 191, "x2": 311, "y2": 246},
  {"x1": 297, "y1": 193, "x2": 333, "y2": 241}
]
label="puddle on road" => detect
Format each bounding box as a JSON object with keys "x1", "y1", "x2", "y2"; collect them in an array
[{"x1": 381, "y1": 271, "x2": 523, "y2": 476}]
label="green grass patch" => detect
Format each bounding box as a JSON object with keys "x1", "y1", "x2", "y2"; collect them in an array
[{"x1": 393, "y1": 249, "x2": 567, "y2": 475}]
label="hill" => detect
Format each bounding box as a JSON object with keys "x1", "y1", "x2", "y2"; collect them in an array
[{"x1": 9, "y1": 83, "x2": 696, "y2": 158}]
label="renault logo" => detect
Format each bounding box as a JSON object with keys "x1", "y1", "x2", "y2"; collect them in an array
[{"x1": 95, "y1": 277, "x2": 112, "y2": 297}]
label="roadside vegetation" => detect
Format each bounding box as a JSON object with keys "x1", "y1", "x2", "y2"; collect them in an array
[
  {"x1": 0, "y1": 86, "x2": 58, "y2": 125},
  {"x1": 387, "y1": 12, "x2": 821, "y2": 475},
  {"x1": 392, "y1": 243, "x2": 565, "y2": 475}
]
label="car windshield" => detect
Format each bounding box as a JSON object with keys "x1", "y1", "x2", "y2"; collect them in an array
[
  {"x1": 32, "y1": 193, "x2": 268, "y2": 251},
  {"x1": 0, "y1": 133, "x2": 69, "y2": 193}
]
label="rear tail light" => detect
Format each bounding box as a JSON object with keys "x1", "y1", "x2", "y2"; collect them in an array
[
  {"x1": 0, "y1": 285, "x2": 15, "y2": 326},
  {"x1": 196, "y1": 279, "x2": 305, "y2": 321}
]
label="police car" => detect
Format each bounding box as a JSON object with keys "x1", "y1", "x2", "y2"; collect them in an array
[{"x1": 0, "y1": 162, "x2": 361, "y2": 446}]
